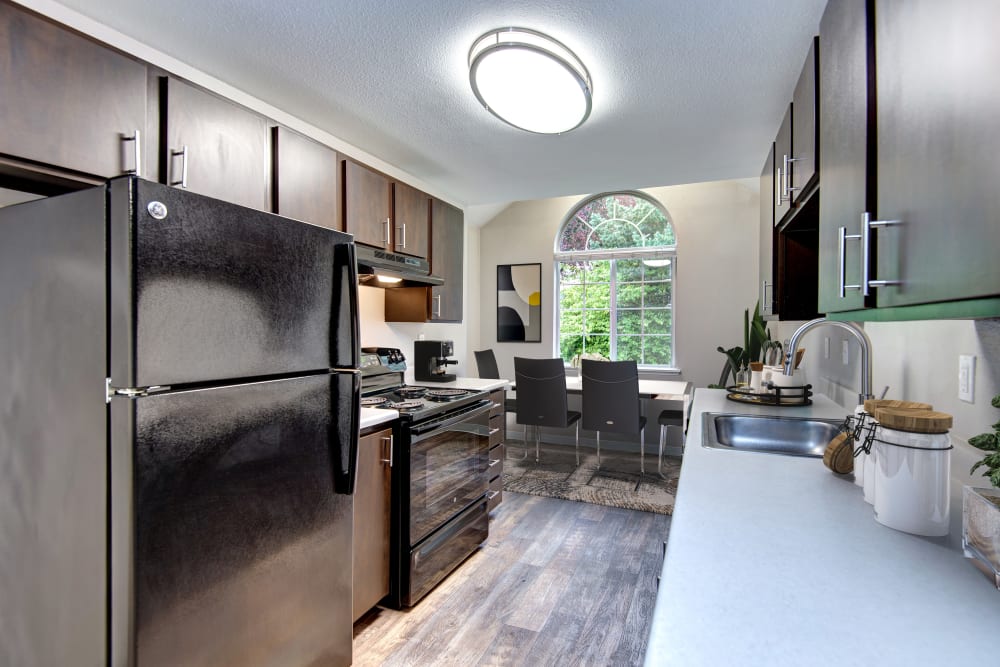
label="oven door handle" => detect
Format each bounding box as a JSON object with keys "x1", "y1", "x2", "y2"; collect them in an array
[{"x1": 409, "y1": 401, "x2": 493, "y2": 438}]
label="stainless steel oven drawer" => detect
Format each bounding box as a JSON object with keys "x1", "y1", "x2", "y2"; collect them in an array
[{"x1": 405, "y1": 499, "x2": 488, "y2": 606}]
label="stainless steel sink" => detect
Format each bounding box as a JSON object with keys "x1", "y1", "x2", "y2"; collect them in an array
[{"x1": 701, "y1": 413, "x2": 843, "y2": 457}]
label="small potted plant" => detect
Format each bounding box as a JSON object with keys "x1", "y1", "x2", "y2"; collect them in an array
[{"x1": 963, "y1": 393, "x2": 1000, "y2": 588}]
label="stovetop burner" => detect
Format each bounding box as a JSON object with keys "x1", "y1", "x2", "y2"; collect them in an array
[
  {"x1": 395, "y1": 386, "x2": 427, "y2": 399},
  {"x1": 424, "y1": 388, "x2": 473, "y2": 401},
  {"x1": 384, "y1": 400, "x2": 425, "y2": 411},
  {"x1": 361, "y1": 396, "x2": 388, "y2": 407}
]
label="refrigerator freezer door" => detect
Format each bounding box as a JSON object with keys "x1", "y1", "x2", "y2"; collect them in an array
[
  {"x1": 110, "y1": 177, "x2": 355, "y2": 387},
  {"x1": 0, "y1": 188, "x2": 107, "y2": 666},
  {"x1": 123, "y1": 374, "x2": 353, "y2": 667}
]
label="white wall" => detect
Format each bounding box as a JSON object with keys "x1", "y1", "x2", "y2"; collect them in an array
[{"x1": 476, "y1": 178, "x2": 760, "y2": 388}]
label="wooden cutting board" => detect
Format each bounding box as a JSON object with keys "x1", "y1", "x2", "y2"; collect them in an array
[{"x1": 863, "y1": 399, "x2": 932, "y2": 413}]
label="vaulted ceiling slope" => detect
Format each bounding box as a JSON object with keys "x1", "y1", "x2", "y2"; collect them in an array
[{"x1": 45, "y1": 0, "x2": 826, "y2": 207}]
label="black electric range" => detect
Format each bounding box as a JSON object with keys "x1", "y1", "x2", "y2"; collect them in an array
[{"x1": 359, "y1": 352, "x2": 493, "y2": 608}]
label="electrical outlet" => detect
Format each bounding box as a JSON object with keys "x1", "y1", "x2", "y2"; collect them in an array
[
  {"x1": 841, "y1": 340, "x2": 850, "y2": 366},
  {"x1": 959, "y1": 355, "x2": 976, "y2": 403},
  {"x1": 824, "y1": 336, "x2": 830, "y2": 359}
]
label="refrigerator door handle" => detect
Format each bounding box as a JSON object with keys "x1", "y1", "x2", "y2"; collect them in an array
[
  {"x1": 331, "y1": 369, "x2": 361, "y2": 495},
  {"x1": 332, "y1": 241, "x2": 361, "y2": 369}
]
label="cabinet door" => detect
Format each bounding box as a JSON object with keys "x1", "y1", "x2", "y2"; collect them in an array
[
  {"x1": 0, "y1": 3, "x2": 147, "y2": 179},
  {"x1": 343, "y1": 160, "x2": 391, "y2": 249},
  {"x1": 758, "y1": 144, "x2": 776, "y2": 317},
  {"x1": 818, "y1": 0, "x2": 872, "y2": 313},
  {"x1": 161, "y1": 77, "x2": 268, "y2": 210},
  {"x1": 873, "y1": 0, "x2": 1000, "y2": 307},
  {"x1": 430, "y1": 199, "x2": 464, "y2": 321},
  {"x1": 392, "y1": 181, "x2": 429, "y2": 258},
  {"x1": 790, "y1": 38, "x2": 819, "y2": 204},
  {"x1": 774, "y1": 105, "x2": 793, "y2": 224},
  {"x1": 272, "y1": 126, "x2": 339, "y2": 230},
  {"x1": 353, "y1": 428, "x2": 392, "y2": 622}
]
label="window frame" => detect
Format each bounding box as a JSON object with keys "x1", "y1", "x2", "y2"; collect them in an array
[{"x1": 553, "y1": 191, "x2": 678, "y2": 371}]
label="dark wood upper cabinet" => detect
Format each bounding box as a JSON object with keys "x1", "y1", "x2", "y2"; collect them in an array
[
  {"x1": 872, "y1": 0, "x2": 1000, "y2": 309},
  {"x1": 818, "y1": 0, "x2": 1000, "y2": 317},
  {"x1": 430, "y1": 199, "x2": 464, "y2": 322},
  {"x1": 818, "y1": 0, "x2": 870, "y2": 314},
  {"x1": 773, "y1": 106, "x2": 793, "y2": 225},
  {"x1": 343, "y1": 159, "x2": 430, "y2": 259},
  {"x1": 392, "y1": 181, "x2": 430, "y2": 259},
  {"x1": 343, "y1": 159, "x2": 392, "y2": 250},
  {"x1": 385, "y1": 198, "x2": 465, "y2": 323},
  {"x1": 790, "y1": 38, "x2": 819, "y2": 204},
  {"x1": 0, "y1": 2, "x2": 147, "y2": 179},
  {"x1": 758, "y1": 143, "x2": 776, "y2": 317},
  {"x1": 160, "y1": 77, "x2": 269, "y2": 211},
  {"x1": 272, "y1": 126, "x2": 339, "y2": 230}
]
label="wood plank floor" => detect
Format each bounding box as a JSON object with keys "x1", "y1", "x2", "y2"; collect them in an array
[{"x1": 353, "y1": 492, "x2": 671, "y2": 667}]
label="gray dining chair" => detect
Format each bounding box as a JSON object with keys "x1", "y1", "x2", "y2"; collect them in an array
[
  {"x1": 658, "y1": 409, "x2": 684, "y2": 477},
  {"x1": 513, "y1": 357, "x2": 580, "y2": 463},
  {"x1": 474, "y1": 349, "x2": 517, "y2": 413},
  {"x1": 581, "y1": 359, "x2": 647, "y2": 474}
]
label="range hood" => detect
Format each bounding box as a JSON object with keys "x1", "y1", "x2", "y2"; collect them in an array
[{"x1": 355, "y1": 243, "x2": 444, "y2": 287}]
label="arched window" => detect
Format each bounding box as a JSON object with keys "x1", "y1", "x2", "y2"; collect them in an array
[{"x1": 555, "y1": 192, "x2": 676, "y2": 367}]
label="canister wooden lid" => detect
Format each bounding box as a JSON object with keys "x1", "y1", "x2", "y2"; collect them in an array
[
  {"x1": 872, "y1": 407, "x2": 953, "y2": 433},
  {"x1": 823, "y1": 432, "x2": 854, "y2": 474},
  {"x1": 863, "y1": 399, "x2": 932, "y2": 413}
]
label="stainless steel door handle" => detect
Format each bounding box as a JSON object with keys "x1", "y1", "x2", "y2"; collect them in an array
[
  {"x1": 838, "y1": 226, "x2": 862, "y2": 298},
  {"x1": 122, "y1": 129, "x2": 141, "y2": 176},
  {"x1": 170, "y1": 145, "x2": 188, "y2": 188},
  {"x1": 380, "y1": 434, "x2": 393, "y2": 467},
  {"x1": 861, "y1": 212, "x2": 903, "y2": 296},
  {"x1": 433, "y1": 294, "x2": 442, "y2": 318},
  {"x1": 382, "y1": 218, "x2": 390, "y2": 246}
]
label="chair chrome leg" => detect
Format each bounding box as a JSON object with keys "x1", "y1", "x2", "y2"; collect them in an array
[
  {"x1": 575, "y1": 421, "x2": 580, "y2": 466},
  {"x1": 658, "y1": 424, "x2": 667, "y2": 479},
  {"x1": 513, "y1": 423, "x2": 529, "y2": 461},
  {"x1": 535, "y1": 425, "x2": 540, "y2": 463},
  {"x1": 640, "y1": 428, "x2": 646, "y2": 476},
  {"x1": 596, "y1": 431, "x2": 601, "y2": 469}
]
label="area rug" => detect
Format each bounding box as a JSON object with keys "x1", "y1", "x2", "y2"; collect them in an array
[{"x1": 502, "y1": 443, "x2": 681, "y2": 515}]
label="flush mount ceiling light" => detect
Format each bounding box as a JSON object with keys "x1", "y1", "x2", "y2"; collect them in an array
[{"x1": 468, "y1": 27, "x2": 592, "y2": 134}]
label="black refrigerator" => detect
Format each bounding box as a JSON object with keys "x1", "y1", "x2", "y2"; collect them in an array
[{"x1": 0, "y1": 176, "x2": 360, "y2": 666}]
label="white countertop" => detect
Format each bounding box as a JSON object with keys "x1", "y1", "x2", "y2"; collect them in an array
[
  {"x1": 359, "y1": 407, "x2": 397, "y2": 430},
  {"x1": 645, "y1": 389, "x2": 1000, "y2": 666},
  {"x1": 402, "y1": 375, "x2": 510, "y2": 392}
]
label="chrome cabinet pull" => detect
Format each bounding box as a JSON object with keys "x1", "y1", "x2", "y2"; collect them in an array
[
  {"x1": 486, "y1": 490, "x2": 500, "y2": 500},
  {"x1": 382, "y1": 218, "x2": 390, "y2": 246},
  {"x1": 122, "y1": 130, "x2": 141, "y2": 176},
  {"x1": 760, "y1": 280, "x2": 771, "y2": 315},
  {"x1": 399, "y1": 222, "x2": 407, "y2": 249},
  {"x1": 488, "y1": 458, "x2": 501, "y2": 468},
  {"x1": 861, "y1": 212, "x2": 903, "y2": 296},
  {"x1": 433, "y1": 294, "x2": 442, "y2": 318},
  {"x1": 781, "y1": 154, "x2": 801, "y2": 203},
  {"x1": 838, "y1": 226, "x2": 863, "y2": 298},
  {"x1": 488, "y1": 428, "x2": 501, "y2": 436},
  {"x1": 380, "y1": 434, "x2": 393, "y2": 467},
  {"x1": 170, "y1": 145, "x2": 188, "y2": 188}
]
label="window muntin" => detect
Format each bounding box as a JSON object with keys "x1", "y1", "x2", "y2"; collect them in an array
[{"x1": 555, "y1": 192, "x2": 675, "y2": 368}]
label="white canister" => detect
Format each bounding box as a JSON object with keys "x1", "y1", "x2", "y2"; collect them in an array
[
  {"x1": 858, "y1": 400, "x2": 934, "y2": 502},
  {"x1": 872, "y1": 409, "x2": 953, "y2": 537}
]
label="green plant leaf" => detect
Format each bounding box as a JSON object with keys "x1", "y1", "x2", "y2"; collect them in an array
[
  {"x1": 969, "y1": 433, "x2": 999, "y2": 452},
  {"x1": 992, "y1": 394, "x2": 1000, "y2": 409}
]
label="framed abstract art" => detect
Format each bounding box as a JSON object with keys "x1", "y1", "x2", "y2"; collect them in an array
[{"x1": 497, "y1": 263, "x2": 541, "y2": 342}]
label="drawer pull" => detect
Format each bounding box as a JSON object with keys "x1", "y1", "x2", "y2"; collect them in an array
[
  {"x1": 486, "y1": 490, "x2": 500, "y2": 500},
  {"x1": 488, "y1": 458, "x2": 501, "y2": 468}
]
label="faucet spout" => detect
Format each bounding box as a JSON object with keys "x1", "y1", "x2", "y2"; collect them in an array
[{"x1": 783, "y1": 317, "x2": 874, "y2": 406}]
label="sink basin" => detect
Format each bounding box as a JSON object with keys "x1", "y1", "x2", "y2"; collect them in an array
[{"x1": 701, "y1": 412, "x2": 843, "y2": 457}]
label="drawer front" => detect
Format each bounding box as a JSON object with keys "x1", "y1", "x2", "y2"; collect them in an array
[
  {"x1": 489, "y1": 417, "x2": 505, "y2": 447},
  {"x1": 487, "y1": 474, "x2": 503, "y2": 512},
  {"x1": 489, "y1": 390, "x2": 505, "y2": 417}
]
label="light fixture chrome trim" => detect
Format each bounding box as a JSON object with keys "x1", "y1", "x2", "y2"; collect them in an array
[{"x1": 468, "y1": 27, "x2": 593, "y2": 134}]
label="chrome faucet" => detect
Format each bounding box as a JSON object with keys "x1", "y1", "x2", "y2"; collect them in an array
[{"x1": 784, "y1": 317, "x2": 874, "y2": 406}]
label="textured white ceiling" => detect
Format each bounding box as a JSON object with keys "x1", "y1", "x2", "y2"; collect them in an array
[{"x1": 46, "y1": 0, "x2": 826, "y2": 207}]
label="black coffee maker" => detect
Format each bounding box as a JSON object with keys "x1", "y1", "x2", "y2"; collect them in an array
[{"x1": 414, "y1": 340, "x2": 458, "y2": 382}]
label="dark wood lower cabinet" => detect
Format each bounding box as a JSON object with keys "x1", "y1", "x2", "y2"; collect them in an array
[{"x1": 353, "y1": 427, "x2": 393, "y2": 622}]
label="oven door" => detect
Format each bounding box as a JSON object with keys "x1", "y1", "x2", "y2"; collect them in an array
[{"x1": 408, "y1": 401, "x2": 491, "y2": 545}]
